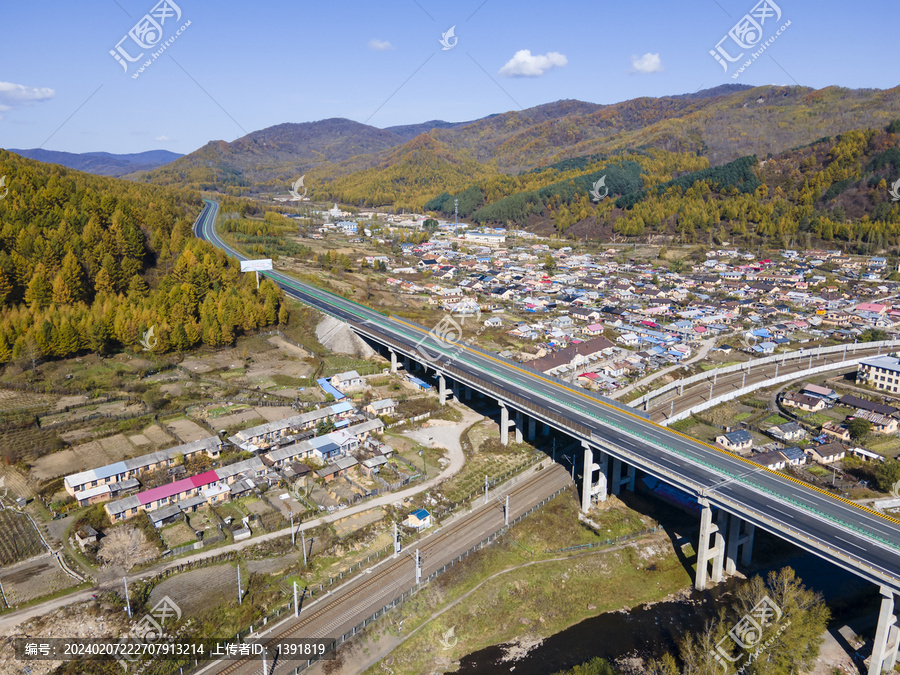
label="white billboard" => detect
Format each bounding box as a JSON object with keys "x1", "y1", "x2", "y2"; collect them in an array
[{"x1": 240, "y1": 259, "x2": 273, "y2": 273}]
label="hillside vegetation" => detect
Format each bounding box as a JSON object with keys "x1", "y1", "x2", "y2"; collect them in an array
[{"x1": 0, "y1": 152, "x2": 286, "y2": 364}]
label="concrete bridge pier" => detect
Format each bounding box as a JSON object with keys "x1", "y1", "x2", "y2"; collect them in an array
[
  {"x1": 464, "y1": 385, "x2": 472, "y2": 401},
  {"x1": 870, "y1": 586, "x2": 899, "y2": 674},
  {"x1": 403, "y1": 356, "x2": 411, "y2": 373},
  {"x1": 580, "y1": 442, "x2": 608, "y2": 512},
  {"x1": 725, "y1": 515, "x2": 755, "y2": 575},
  {"x1": 527, "y1": 416, "x2": 536, "y2": 441},
  {"x1": 389, "y1": 349, "x2": 398, "y2": 373},
  {"x1": 499, "y1": 403, "x2": 509, "y2": 446},
  {"x1": 610, "y1": 458, "x2": 636, "y2": 496},
  {"x1": 438, "y1": 374, "x2": 447, "y2": 406},
  {"x1": 514, "y1": 411, "x2": 523, "y2": 443},
  {"x1": 543, "y1": 423, "x2": 550, "y2": 437},
  {"x1": 695, "y1": 498, "x2": 727, "y2": 590}
]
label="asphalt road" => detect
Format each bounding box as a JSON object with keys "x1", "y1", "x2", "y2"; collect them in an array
[
  {"x1": 201, "y1": 465, "x2": 572, "y2": 675},
  {"x1": 646, "y1": 347, "x2": 889, "y2": 422},
  {"x1": 195, "y1": 199, "x2": 900, "y2": 593}
]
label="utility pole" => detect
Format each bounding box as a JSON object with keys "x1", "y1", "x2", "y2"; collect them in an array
[
  {"x1": 415, "y1": 549, "x2": 422, "y2": 585},
  {"x1": 301, "y1": 530, "x2": 307, "y2": 567},
  {"x1": 123, "y1": 577, "x2": 132, "y2": 619},
  {"x1": 290, "y1": 514, "x2": 295, "y2": 546},
  {"x1": 262, "y1": 646, "x2": 268, "y2": 675},
  {"x1": 505, "y1": 494, "x2": 509, "y2": 526},
  {"x1": 294, "y1": 581, "x2": 299, "y2": 618},
  {"x1": 393, "y1": 521, "x2": 401, "y2": 558},
  {"x1": 237, "y1": 565, "x2": 242, "y2": 605},
  {"x1": 484, "y1": 475, "x2": 489, "y2": 504}
]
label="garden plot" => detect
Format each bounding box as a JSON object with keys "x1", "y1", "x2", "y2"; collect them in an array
[
  {"x1": 165, "y1": 417, "x2": 209, "y2": 442},
  {"x1": 148, "y1": 564, "x2": 238, "y2": 616},
  {"x1": 270, "y1": 492, "x2": 304, "y2": 518},
  {"x1": 31, "y1": 432, "x2": 147, "y2": 481},
  {"x1": 332, "y1": 508, "x2": 384, "y2": 537},
  {"x1": 253, "y1": 406, "x2": 298, "y2": 422},
  {"x1": 214, "y1": 408, "x2": 265, "y2": 429},
  {"x1": 0, "y1": 388, "x2": 54, "y2": 412},
  {"x1": 0, "y1": 510, "x2": 46, "y2": 565},
  {"x1": 327, "y1": 477, "x2": 366, "y2": 503},
  {"x1": 0, "y1": 557, "x2": 79, "y2": 606},
  {"x1": 308, "y1": 485, "x2": 340, "y2": 510},
  {"x1": 39, "y1": 401, "x2": 144, "y2": 427},
  {"x1": 160, "y1": 522, "x2": 197, "y2": 549}
]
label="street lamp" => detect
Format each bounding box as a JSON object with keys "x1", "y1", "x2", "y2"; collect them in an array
[{"x1": 419, "y1": 450, "x2": 425, "y2": 476}]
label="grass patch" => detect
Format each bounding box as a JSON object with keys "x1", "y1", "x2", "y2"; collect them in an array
[
  {"x1": 803, "y1": 413, "x2": 831, "y2": 426},
  {"x1": 366, "y1": 492, "x2": 683, "y2": 675},
  {"x1": 762, "y1": 414, "x2": 788, "y2": 426}
]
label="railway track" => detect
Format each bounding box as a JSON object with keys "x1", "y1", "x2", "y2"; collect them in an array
[{"x1": 208, "y1": 465, "x2": 570, "y2": 675}]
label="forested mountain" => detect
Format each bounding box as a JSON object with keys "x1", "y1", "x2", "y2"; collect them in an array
[
  {"x1": 0, "y1": 151, "x2": 286, "y2": 364},
  {"x1": 7, "y1": 148, "x2": 181, "y2": 177},
  {"x1": 125, "y1": 118, "x2": 419, "y2": 193},
  {"x1": 424, "y1": 122, "x2": 900, "y2": 251},
  {"x1": 129, "y1": 85, "x2": 900, "y2": 210}
]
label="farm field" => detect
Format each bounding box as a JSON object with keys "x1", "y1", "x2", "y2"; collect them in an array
[
  {"x1": 0, "y1": 556, "x2": 80, "y2": 606},
  {"x1": 147, "y1": 563, "x2": 238, "y2": 615},
  {"x1": 0, "y1": 509, "x2": 45, "y2": 566}
]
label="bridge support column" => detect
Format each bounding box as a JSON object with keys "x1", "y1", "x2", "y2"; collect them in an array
[
  {"x1": 403, "y1": 356, "x2": 411, "y2": 373},
  {"x1": 465, "y1": 386, "x2": 472, "y2": 401},
  {"x1": 580, "y1": 442, "x2": 607, "y2": 513},
  {"x1": 500, "y1": 403, "x2": 509, "y2": 446},
  {"x1": 610, "y1": 458, "x2": 635, "y2": 496},
  {"x1": 725, "y1": 516, "x2": 755, "y2": 575},
  {"x1": 581, "y1": 444, "x2": 593, "y2": 512},
  {"x1": 514, "y1": 411, "x2": 523, "y2": 444},
  {"x1": 438, "y1": 375, "x2": 447, "y2": 406},
  {"x1": 695, "y1": 499, "x2": 726, "y2": 590},
  {"x1": 870, "y1": 586, "x2": 900, "y2": 675},
  {"x1": 527, "y1": 417, "x2": 536, "y2": 441},
  {"x1": 389, "y1": 349, "x2": 398, "y2": 374},
  {"x1": 543, "y1": 423, "x2": 550, "y2": 437}
]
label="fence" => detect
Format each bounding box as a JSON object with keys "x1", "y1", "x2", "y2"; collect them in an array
[
  {"x1": 228, "y1": 485, "x2": 570, "y2": 675},
  {"x1": 662, "y1": 355, "x2": 873, "y2": 426},
  {"x1": 631, "y1": 339, "x2": 900, "y2": 408},
  {"x1": 550, "y1": 526, "x2": 661, "y2": 554}
]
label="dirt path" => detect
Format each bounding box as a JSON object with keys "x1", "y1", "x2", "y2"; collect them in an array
[{"x1": 0, "y1": 405, "x2": 479, "y2": 634}]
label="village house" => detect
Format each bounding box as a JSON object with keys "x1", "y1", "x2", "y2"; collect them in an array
[
  {"x1": 806, "y1": 442, "x2": 847, "y2": 464},
  {"x1": 781, "y1": 392, "x2": 826, "y2": 413},
  {"x1": 715, "y1": 430, "x2": 753, "y2": 454}
]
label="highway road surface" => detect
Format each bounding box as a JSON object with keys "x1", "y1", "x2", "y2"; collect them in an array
[
  {"x1": 201, "y1": 465, "x2": 572, "y2": 674},
  {"x1": 194, "y1": 199, "x2": 900, "y2": 594}
]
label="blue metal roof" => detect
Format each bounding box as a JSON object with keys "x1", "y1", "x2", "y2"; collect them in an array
[
  {"x1": 317, "y1": 378, "x2": 345, "y2": 400},
  {"x1": 93, "y1": 461, "x2": 129, "y2": 481}
]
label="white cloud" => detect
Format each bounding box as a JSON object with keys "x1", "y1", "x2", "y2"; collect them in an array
[
  {"x1": 0, "y1": 81, "x2": 54, "y2": 117},
  {"x1": 156, "y1": 135, "x2": 172, "y2": 142},
  {"x1": 368, "y1": 39, "x2": 395, "y2": 51},
  {"x1": 630, "y1": 53, "x2": 663, "y2": 74},
  {"x1": 499, "y1": 50, "x2": 567, "y2": 77}
]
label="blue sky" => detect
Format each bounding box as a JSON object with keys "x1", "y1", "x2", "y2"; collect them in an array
[{"x1": 1, "y1": 0, "x2": 897, "y2": 154}]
